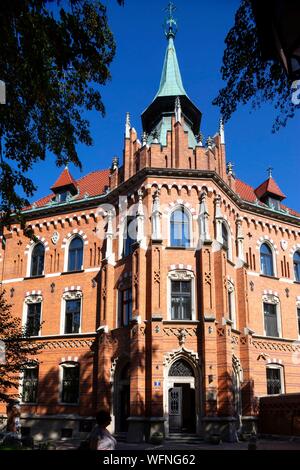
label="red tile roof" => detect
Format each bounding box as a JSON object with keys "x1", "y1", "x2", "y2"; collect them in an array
[
  {"x1": 236, "y1": 178, "x2": 299, "y2": 217},
  {"x1": 50, "y1": 167, "x2": 78, "y2": 191},
  {"x1": 28, "y1": 169, "x2": 110, "y2": 210},
  {"x1": 254, "y1": 177, "x2": 286, "y2": 200}
]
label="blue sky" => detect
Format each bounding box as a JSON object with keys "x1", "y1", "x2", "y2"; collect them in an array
[{"x1": 29, "y1": 0, "x2": 300, "y2": 212}]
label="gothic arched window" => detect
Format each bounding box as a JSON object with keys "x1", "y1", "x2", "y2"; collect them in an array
[
  {"x1": 222, "y1": 223, "x2": 229, "y2": 259},
  {"x1": 294, "y1": 251, "x2": 300, "y2": 282},
  {"x1": 30, "y1": 243, "x2": 45, "y2": 277},
  {"x1": 169, "y1": 359, "x2": 194, "y2": 377},
  {"x1": 170, "y1": 207, "x2": 190, "y2": 248},
  {"x1": 68, "y1": 237, "x2": 83, "y2": 272},
  {"x1": 260, "y1": 243, "x2": 274, "y2": 276}
]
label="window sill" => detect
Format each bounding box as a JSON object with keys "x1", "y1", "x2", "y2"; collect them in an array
[
  {"x1": 163, "y1": 320, "x2": 199, "y2": 324},
  {"x1": 20, "y1": 402, "x2": 38, "y2": 406},
  {"x1": 24, "y1": 275, "x2": 45, "y2": 280},
  {"x1": 260, "y1": 274, "x2": 279, "y2": 280},
  {"x1": 61, "y1": 270, "x2": 84, "y2": 275},
  {"x1": 165, "y1": 246, "x2": 195, "y2": 251}
]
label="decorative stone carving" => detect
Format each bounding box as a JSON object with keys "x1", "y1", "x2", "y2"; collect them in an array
[
  {"x1": 177, "y1": 328, "x2": 187, "y2": 346},
  {"x1": 280, "y1": 240, "x2": 288, "y2": 251},
  {"x1": 51, "y1": 231, "x2": 60, "y2": 245},
  {"x1": 62, "y1": 290, "x2": 82, "y2": 301},
  {"x1": 262, "y1": 293, "x2": 280, "y2": 305},
  {"x1": 168, "y1": 270, "x2": 194, "y2": 281},
  {"x1": 163, "y1": 347, "x2": 199, "y2": 368},
  {"x1": 25, "y1": 293, "x2": 43, "y2": 304}
]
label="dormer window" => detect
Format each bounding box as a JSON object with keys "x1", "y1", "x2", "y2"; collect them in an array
[
  {"x1": 56, "y1": 191, "x2": 69, "y2": 203},
  {"x1": 267, "y1": 197, "x2": 280, "y2": 211}
]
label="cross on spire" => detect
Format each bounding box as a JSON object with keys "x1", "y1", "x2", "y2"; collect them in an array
[
  {"x1": 164, "y1": 1, "x2": 177, "y2": 39},
  {"x1": 267, "y1": 167, "x2": 273, "y2": 178}
]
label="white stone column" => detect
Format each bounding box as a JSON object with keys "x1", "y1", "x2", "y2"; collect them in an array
[
  {"x1": 136, "y1": 189, "x2": 145, "y2": 248},
  {"x1": 199, "y1": 189, "x2": 211, "y2": 242},
  {"x1": 105, "y1": 210, "x2": 115, "y2": 264},
  {"x1": 152, "y1": 189, "x2": 162, "y2": 240},
  {"x1": 214, "y1": 195, "x2": 223, "y2": 244},
  {"x1": 236, "y1": 216, "x2": 245, "y2": 262}
]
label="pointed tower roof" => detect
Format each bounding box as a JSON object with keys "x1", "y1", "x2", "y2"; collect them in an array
[
  {"x1": 141, "y1": 2, "x2": 201, "y2": 136},
  {"x1": 255, "y1": 169, "x2": 286, "y2": 201},
  {"x1": 155, "y1": 36, "x2": 186, "y2": 98},
  {"x1": 50, "y1": 166, "x2": 77, "y2": 193}
]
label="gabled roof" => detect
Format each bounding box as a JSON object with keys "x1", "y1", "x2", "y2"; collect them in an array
[
  {"x1": 254, "y1": 177, "x2": 286, "y2": 201},
  {"x1": 28, "y1": 169, "x2": 110, "y2": 210},
  {"x1": 236, "y1": 178, "x2": 299, "y2": 216},
  {"x1": 50, "y1": 167, "x2": 78, "y2": 192}
]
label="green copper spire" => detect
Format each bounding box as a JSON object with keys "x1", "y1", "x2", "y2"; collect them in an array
[{"x1": 155, "y1": 2, "x2": 187, "y2": 98}]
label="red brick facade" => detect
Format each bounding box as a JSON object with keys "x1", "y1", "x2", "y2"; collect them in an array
[{"x1": 1, "y1": 32, "x2": 300, "y2": 443}]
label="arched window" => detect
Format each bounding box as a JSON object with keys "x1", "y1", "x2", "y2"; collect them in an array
[
  {"x1": 68, "y1": 237, "x2": 83, "y2": 272},
  {"x1": 222, "y1": 223, "x2": 229, "y2": 259},
  {"x1": 30, "y1": 243, "x2": 45, "y2": 277},
  {"x1": 170, "y1": 207, "x2": 190, "y2": 247},
  {"x1": 294, "y1": 252, "x2": 300, "y2": 282},
  {"x1": 169, "y1": 359, "x2": 194, "y2": 377},
  {"x1": 260, "y1": 243, "x2": 274, "y2": 276}
]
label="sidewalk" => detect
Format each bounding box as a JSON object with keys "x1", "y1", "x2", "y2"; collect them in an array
[{"x1": 54, "y1": 437, "x2": 300, "y2": 451}]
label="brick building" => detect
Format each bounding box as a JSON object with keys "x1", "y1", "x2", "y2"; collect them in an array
[{"x1": 1, "y1": 14, "x2": 300, "y2": 443}]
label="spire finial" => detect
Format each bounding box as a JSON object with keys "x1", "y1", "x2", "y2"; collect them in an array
[
  {"x1": 267, "y1": 167, "x2": 273, "y2": 178},
  {"x1": 125, "y1": 112, "x2": 131, "y2": 138},
  {"x1": 164, "y1": 1, "x2": 177, "y2": 39}
]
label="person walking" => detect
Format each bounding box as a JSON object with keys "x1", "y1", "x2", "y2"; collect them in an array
[{"x1": 89, "y1": 410, "x2": 116, "y2": 450}]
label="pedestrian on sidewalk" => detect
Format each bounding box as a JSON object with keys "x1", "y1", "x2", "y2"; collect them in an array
[{"x1": 89, "y1": 410, "x2": 116, "y2": 450}]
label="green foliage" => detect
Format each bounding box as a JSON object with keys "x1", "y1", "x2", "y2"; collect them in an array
[
  {"x1": 0, "y1": 0, "x2": 123, "y2": 216},
  {"x1": 213, "y1": 0, "x2": 296, "y2": 132},
  {"x1": 0, "y1": 290, "x2": 42, "y2": 403}
]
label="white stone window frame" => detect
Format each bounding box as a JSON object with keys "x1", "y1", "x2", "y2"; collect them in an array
[
  {"x1": 293, "y1": 250, "x2": 300, "y2": 282},
  {"x1": 167, "y1": 269, "x2": 196, "y2": 321},
  {"x1": 22, "y1": 293, "x2": 43, "y2": 337},
  {"x1": 259, "y1": 240, "x2": 278, "y2": 278},
  {"x1": 19, "y1": 363, "x2": 39, "y2": 405},
  {"x1": 59, "y1": 361, "x2": 80, "y2": 405},
  {"x1": 168, "y1": 205, "x2": 194, "y2": 249},
  {"x1": 296, "y1": 300, "x2": 300, "y2": 339},
  {"x1": 26, "y1": 241, "x2": 47, "y2": 278},
  {"x1": 265, "y1": 363, "x2": 285, "y2": 395},
  {"x1": 60, "y1": 290, "x2": 83, "y2": 335},
  {"x1": 63, "y1": 234, "x2": 85, "y2": 273},
  {"x1": 227, "y1": 280, "x2": 236, "y2": 329},
  {"x1": 262, "y1": 294, "x2": 282, "y2": 338}
]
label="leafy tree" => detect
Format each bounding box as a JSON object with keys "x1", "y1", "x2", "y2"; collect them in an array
[
  {"x1": 0, "y1": 290, "x2": 42, "y2": 403},
  {"x1": 0, "y1": 0, "x2": 123, "y2": 218},
  {"x1": 213, "y1": 0, "x2": 297, "y2": 132}
]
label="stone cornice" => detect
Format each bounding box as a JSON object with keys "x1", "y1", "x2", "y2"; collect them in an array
[{"x1": 15, "y1": 167, "x2": 300, "y2": 228}]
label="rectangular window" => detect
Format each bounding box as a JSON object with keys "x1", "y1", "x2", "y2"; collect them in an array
[
  {"x1": 264, "y1": 303, "x2": 279, "y2": 337},
  {"x1": 22, "y1": 367, "x2": 38, "y2": 403},
  {"x1": 61, "y1": 365, "x2": 80, "y2": 404},
  {"x1": 119, "y1": 288, "x2": 132, "y2": 326},
  {"x1": 26, "y1": 303, "x2": 41, "y2": 336},
  {"x1": 297, "y1": 308, "x2": 300, "y2": 336},
  {"x1": 266, "y1": 367, "x2": 282, "y2": 395},
  {"x1": 171, "y1": 280, "x2": 192, "y2": 320},
  {"x1": 65, "y1": 299, "x2": 81, "y2": 334}
]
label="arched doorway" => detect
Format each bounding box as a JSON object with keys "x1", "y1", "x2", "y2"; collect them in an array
[
  {"x1": 167, "y1": 359, "x2": 196, "y2": 434},
  {"x1": 114, "y1": 361, "x2": 130, "y2": 433}
]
